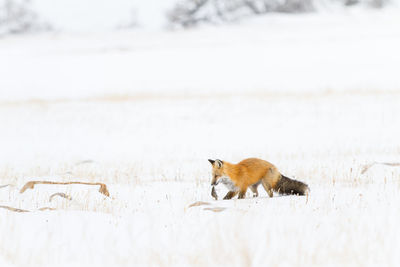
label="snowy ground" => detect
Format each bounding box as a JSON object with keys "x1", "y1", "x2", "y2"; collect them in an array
[{"x1": 1, "y1": 9, "x2": 400, "y2": 267}]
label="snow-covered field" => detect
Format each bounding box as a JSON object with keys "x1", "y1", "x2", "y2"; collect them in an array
[{"x1": 1, "y1": 8, "x2": 400, "y2": 267}]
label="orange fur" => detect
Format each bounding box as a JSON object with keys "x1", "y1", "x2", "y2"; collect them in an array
[{"x1": 224, "y1": 158, "x2": 280, "y2": 192}]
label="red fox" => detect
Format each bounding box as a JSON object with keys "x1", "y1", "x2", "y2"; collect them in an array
[{"x1": 208, "y1": 158, "x2": 309, "y2": 199}]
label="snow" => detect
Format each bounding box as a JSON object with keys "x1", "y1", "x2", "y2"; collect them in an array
[
  {"x1": 1, "y1": 7, "x2": 400, "y2": 267},
  {"x1": 1, "y1": 9, "x2": 400, "y2": 102}
]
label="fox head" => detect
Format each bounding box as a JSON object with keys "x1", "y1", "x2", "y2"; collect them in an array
[{"x1": 208, "y1": 159, "x2": 224, "y2": 186}]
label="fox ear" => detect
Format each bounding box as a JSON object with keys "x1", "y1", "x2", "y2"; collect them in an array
[
  {"x1": 208, "y1": 159, "x2": 215, "y2": 165},
  {"x1": 215, "y1": 159, "x2": 223, "y2": 168}
]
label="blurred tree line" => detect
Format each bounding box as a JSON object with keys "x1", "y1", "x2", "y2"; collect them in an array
[
  {"x1": 0, "y1": 0, "x2": 390, "y2": 35},
  {"x1": 168, "y1": 0, "x2": 388, "y2": 27}
]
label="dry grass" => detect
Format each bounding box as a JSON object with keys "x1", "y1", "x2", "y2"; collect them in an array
[
  {"x1": 361, "y1": 162, "x2": 400, "y2": 174},
  {"x1": 37, "y1": 207, "x2": 57, "y2": 211},
  {"x1": 188, "y1": 201, "x2": 211, "y2": 208},
  {"x1": 0, "y1": 205, "x2": 57, "y2": 213},
  {"x1": 49, "y1": 192, "x2": 73, "y2": 202},
  {"x1": 203, "y1": 207, "x2": 226, "y2": 212},
  {"x1": 0, "y1": 205, "x2": 29, "y2": 213},
  {"x1": 20, "y1": 180, "x2": 110, "y2": 197}
]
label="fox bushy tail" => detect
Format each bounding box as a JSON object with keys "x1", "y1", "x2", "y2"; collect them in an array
[{"x1": 275, "y1": 175, "x2": 309, "y2": 195}]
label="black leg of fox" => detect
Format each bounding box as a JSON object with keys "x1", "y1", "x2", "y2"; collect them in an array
[
  {"x1": 238, "y1": 189, "x2": 247, "y2": 199},
  {"x1": 223, "y1": 191, "x2": 238, "y2": 200},
  {"x1": 275, "y1": 175, "x2": 309, "y2": 195}
]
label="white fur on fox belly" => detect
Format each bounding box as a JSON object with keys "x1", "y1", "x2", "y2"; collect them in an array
[{"x1": 218, "y1": 177, "x2": 239, "y2": 192}]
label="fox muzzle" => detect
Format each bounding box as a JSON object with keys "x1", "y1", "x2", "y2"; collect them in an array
[{"x1": 211, "y1": 176, "x2": 220, "y2": 186}]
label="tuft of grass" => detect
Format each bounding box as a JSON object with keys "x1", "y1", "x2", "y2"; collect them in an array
[{"x1": 20, "y1": 180, "x2": 110, "y2": 197}]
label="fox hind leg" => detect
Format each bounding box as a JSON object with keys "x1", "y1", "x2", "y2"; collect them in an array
[{"x1": 261, "y1": 179, "x2": 273, "y2": 198}]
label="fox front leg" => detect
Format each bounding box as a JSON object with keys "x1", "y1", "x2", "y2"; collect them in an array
[
  {"x1": 211, "y1": 186, "x2": 218, "y2": 200},
  {"x1": 249, "y1": 184, "x2": 259, "y2": 197},
  {"x1": 238, "y1": 189, "x2": 247, "y2": 199},
  {"x1": 223, "y1": 191, "x2": 238, "y2": 200}
]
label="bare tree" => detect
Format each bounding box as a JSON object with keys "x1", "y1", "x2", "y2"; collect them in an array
[
  {"x1": 0, "y1": 0, "x2": 51, "y2": 36},
  {"x1": 167, "y1": 0, "x2": 211, "y2": 27},
  {"x1": 167, "y1": 0, "x2": 314, "y2": 28}
]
